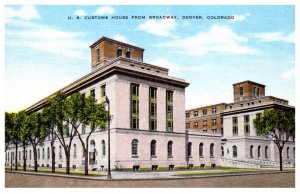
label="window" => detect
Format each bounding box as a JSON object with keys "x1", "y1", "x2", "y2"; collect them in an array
[
  {"x1": 38, "y1": 149, "x2": 40, "y2": 160},
  {"x1": 250, "y1": 145, "x2": 253, "y2": 158},
  {"x1": 47, "y1": 147, "x2": 50, "y2": 159},
  {"x1": 96, "y1": 48, "x2": 100, "y2": 62},
  {"x1": 30, "y1": 150, "x2": 31, "y2": 160},
  {"x1": 212, "y1": 129, "x2": 217, "y2": 133},
  {"x1": 42, "y1": 148, "x2": 45, "y2": 159},
  {"x1": 73, "y1": 144, "x2": 77, "y2": 158},
  {"x1": 202, "y1": 130, "x2": 207, "y2": 133},
  {"x1": 244, "y1": 115, "x2": 250, "y2": 135},
  {"x1": 240, "y1": 86, "x2": 243, "y2": 96},
  {"x1": 256, "y1": 113, "x2": 262, "y2": 120},
  {"x1": 287, "y1": 147, "x2": 290, "y2": 158},
  {"x1": 149, "y1": 87, "x2": 157, "y2": 131},
  {"x1": 257, "y1": 88, "x2": 260, "y2": 97},
  {"x1": 82, "y1": 123, "x2": 86, "y2": 134},
  {"x1": 210, "y1": 143, "x2": 214, "y2": 158},
  {"x1": 187, "y1": 142, "x2": 192, "y2": 158},
  {"x1": 167, "y1": 141, "x2": 173, "y2": 158},
  {"x1": 126, "y1": 49, "x2": 131, "y2": 58},
  {"x1": 117, "y1": 48, "x2": 122, "y2": 57},
  {"x1": 265, "y1": 146, "x2": 268, "y2": 159},
  {"x1": 166, "y1": 90, "x2": 173, "y2": 132},
  {"x1": 212, "y1": 118, "x2": 217, "y2": 125},
  {"x1": 100, "y1": 84, "x2": 106, "y2": 102},
  {"x1": 193, "y1": 121, "x2": 198, "y2": 128},
  {"x1": 233, "y1": 146, "x2": 237, "y2": 158},
  {"x1": 59, "y1": 146, "x2": 62, "y2": 159},
  {"x1": 293, "y1": 147, "x2": 295, "y2": 158},
  {"x1": 131, "y1": 139, "x2": 138, "y2": 156},
  {"x1": 151, "y1": 140, "x2": 156, "y2": 157},
  {"x1": 252, "y1": 87, "x2": 256, "y2": 97},
  {"x1": 194, "y1": 110, "x2": 198, "y2": 117},
  {"x1": 221, "y1": 146, "x2": 224, "y2": 157},
  {"x1": 186, "y1": 122, "x2": 190, "y2": 129},
  {"x1": 202, "y1": 120, "x2": 207, "y2": 126},
  {"x1": 199, "y1": 143, "x2": 204, "y2": 157},
  {"x1": 221, "y1": 117, "x2": 223, "y2": 124},
  {"x1": 90, "y1": 89, "x2": 95, "y2": 98},
  {"x1": 202, "y1": 109, "x2": 207, "y2": 115},
  {"x1": 221, "y1": 128, "x2": 224, "y2": 136},
  {"x1": 232, "y1": 117, "x2": 238, "y2": 136},
  {"x1": 131, "y1": 83, "x2": 139, "y2": 129},
  {"x1": 258, "y1": 146, "x2": 261, "y2": 158},
  {"x1": 102, "y1": 140, "x2": 106, "y2": 156},
  {"x1": 212, "y1": 107, "x2": 217, "y2": 114},
  {"x1": 19, "y1": 151, "x2": 21, "y2": 160},
  {"x1": 186, "y1": 112, "x2": 190, "y2": 118}
]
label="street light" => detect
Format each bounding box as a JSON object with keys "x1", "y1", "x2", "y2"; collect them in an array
[{"x1": 105, "y1": 95, "x2": 112, "y2": 179}]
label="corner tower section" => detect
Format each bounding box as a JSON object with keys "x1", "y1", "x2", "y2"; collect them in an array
[{"x1": 90, "y1": 37, "x2": 144, "y2": 71}]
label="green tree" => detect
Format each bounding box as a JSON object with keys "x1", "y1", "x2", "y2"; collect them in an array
[
  {"x1": 18, "y1": 111, "x2": 31, "y2": 171},
  {"x1": 253, "y1": 108, "x2": 295, "y2": 171},
  {"x1": 42, "y1": 104, "x2": 58, "y2": 173},
  {"x1": 27, "y1": 112, "x2": 48, "y2": 172},
  {"x1": 10, "y1": 112, "x2": 22, "y2": 170},
  {"x1": 5, "y1": 112, "x2": 14, "y2": 151},
  {"x1": 5, "y1": 112, "x2": 15, "y2": 171},
  {"x1": 54, "y1": 92, "x2": 79, "y2": 174},
  {"x1": 76, "y1": 95, "x2": 110, "y2": 175}
]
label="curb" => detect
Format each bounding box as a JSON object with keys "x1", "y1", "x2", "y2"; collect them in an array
[{"x1": 5, "y1": 170, "x2": 295, "y2": 181}]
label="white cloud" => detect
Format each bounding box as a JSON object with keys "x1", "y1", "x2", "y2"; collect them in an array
[
  {"x1": 230, "y1": 13, "x2": 250, "y2": 23},
  {"x1": 6, "y1": 7, "x2": 89, "y2": 60},
  {"x1": 137, "y1": 19, "x2": 177, "y2": 38},
  {"x1": 159, "y1": 25, "x2": 258, "y2": 56},
  {"x1": 74, "y1": 9, "x2": 86, "y2": 16},
  {"x1": 253, "y1": 31, "x2": 294, "y2": 43},
  {"x1": 6, "y1": 5, "x2": 41, "y2": 20},
  {"x1": 95, "y1": 6, "x2": 115, "y2": 15},
  {"x1": 280, "y1": 68, "x2": 295, "y2": 79}
]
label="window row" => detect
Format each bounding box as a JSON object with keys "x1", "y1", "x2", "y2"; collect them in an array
[
  {"x1": 130, "y1": 83, "x2": 174, "y2": 132},
  {"x1": 186, "y1": 107, "x2": 218, "y2": 118}
]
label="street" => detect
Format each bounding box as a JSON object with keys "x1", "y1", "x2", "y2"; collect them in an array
[{"x1": 5, "y1": 171, "x2": 295, "y2": 188}]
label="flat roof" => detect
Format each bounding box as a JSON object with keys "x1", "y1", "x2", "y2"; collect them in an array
[{"x1": 90, "y1": 36, "x2": 145, "y2": 51}]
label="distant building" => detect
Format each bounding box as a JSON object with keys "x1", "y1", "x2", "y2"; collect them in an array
[{"x1": 186, "y1": 80, "x2": 295, "y2": 168}]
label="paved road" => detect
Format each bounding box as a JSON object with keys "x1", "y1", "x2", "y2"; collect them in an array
[{"x1": 5, "y1": 171, "x2": 294, "y2": 188}]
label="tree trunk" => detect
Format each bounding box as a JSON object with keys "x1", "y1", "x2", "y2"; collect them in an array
[
  {"x1": 279, "y1": 148, "x2": 283, "y2": 171},
  {"x1": 85, "y1": 138, "x2": 89, "y2": 176},
  {"x1": 23, "y1": 145, "x2": 26, "y2": 171},
  {"x1": 51, "y1": 142, "x2": 55, "y2": 173},
  {"x1": 65, "y1": 151, "x2": 70, "y2": 174},
  {"x1": 15, "y1": 144, "x2": 18, "y2": 171},
  {"x1": 33, "y1": 146, "x2": 38, "y2": 172}
]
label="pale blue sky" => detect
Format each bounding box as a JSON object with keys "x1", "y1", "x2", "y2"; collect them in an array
[{"x1": 5, "y1": 5, "x2": 295, "y2": 111}]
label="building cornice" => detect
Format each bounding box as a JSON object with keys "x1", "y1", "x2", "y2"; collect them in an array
[{"x1": 25, "y1": 58, "x2": 189, "y2": 113}]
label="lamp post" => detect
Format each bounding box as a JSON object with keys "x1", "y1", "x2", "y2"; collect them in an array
[{"x1": 105, "y1": 95, "x2": 112, "y2": 179}]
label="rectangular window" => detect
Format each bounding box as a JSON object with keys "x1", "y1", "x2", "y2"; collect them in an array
[
  {"x1": 232, "y1": 117, "x2": 238, "y2": 136},
  {"x1": 253, "y1": 87, "x2": 256, "y2": 97},
  {"x1": 166, "y1": 90, "x2": 173, "y2": 132},
  {"x1": 212, "y1": 107, "x2": 217, "y2": 114},
  {"x1": 202, "y1": 109, "x2": 207, "y2": 115},
  {"x1": 240, "y1": 86, "x2": 244, "y2": 96},
  {"x1": 96, "y1": 48, "x2": 100, "y2": 62},
  {"x1": 149, "y1": 87, "x2": 157, "y2": 131},
  {"x1": 212, "y1": 129, "x2": 217, "y2": 133},
  {"x1": 90, "y1": 89, "x2": 95, "y2": 98},
  {"x1": 186, "y1": 122, "x2": 190, "y2": 129},
  {"x1": 193, "y1": 121, "x2": 198, "y2": 128},
  {"x1": 186, "y1": 112, "x2": 190, "y2": 118},
  {"x1": 194, "y1": 110, "x2": 198, "y2": 117},
  {"x1": 257, "y1": 88, "x2": 260, "y2": 97},
  {"x1": 244, "y1": 115, "x2": 250, "y2": 135},
  {"x1": 256, "y1": 113, "x2": 262, "y2": 119},
  {"x1": 131, "y1": 83, "x2": 139, "y2": 129},
  {"x1": 100, "y1": 84, "x2": 106, "y2": 103},
  {"x1": 212, "y1": 118, "x2": 217, "y2": 125},
  {"x1": 202, "y1": 120, "x2": 207, "y2": 126}
]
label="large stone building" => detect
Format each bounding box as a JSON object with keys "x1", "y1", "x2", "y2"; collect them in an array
[
  {"x1": 186, "y1": 80, "x2": 295, "y2": 168},
  {"x1": 5, "y1": 37, "x2": 221, "y2": 170}
]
